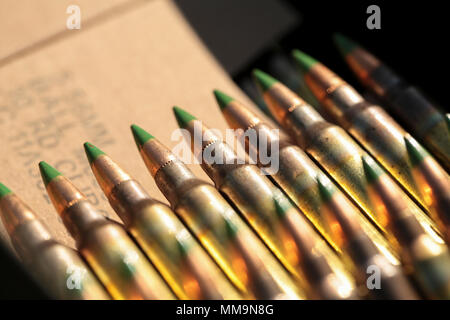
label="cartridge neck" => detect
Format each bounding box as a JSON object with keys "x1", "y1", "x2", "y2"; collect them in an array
[
  {"x1": 222, "y1": 100, "x2": 261, "y2": 131},
  {"x1": 305, "y1": 64, "x2": 366, "y2": 126},
  {"x1": 242, "y1": 122, "x2": 291, "y2": 169},
  {"x1": 182, "y1": 120, "x2": 243, "y2": 185},
  {"x1": 141, "y1": 139, "x2": 178, "y2": 177},
  {"x1": 154, "y1": 158, "x2": 204, "y2": 208},
  {"x1": 284, "y1": 104, "x2": 330, "y2": 149},
  {"x1": 0, "y1": 194, "x2": 53, "y2": 260},
  {"x1": 109, "y1": 179, "x2": 156, "y2": 227},
  {"x1": 263, "y1": 82, "x2": 305, "y2": 124},
  {"x1": 46, "y1": 177, "x2": 105, "y2": 244},
  {"x1": 61, "y1": 200, "x2": 107, "y2": 245},
  {"x1": 183, "y1": 120, "x2": 221, "y2": 161},
  {"x1": 201, "y1": 141, "x2": 242, "y2": 185}
]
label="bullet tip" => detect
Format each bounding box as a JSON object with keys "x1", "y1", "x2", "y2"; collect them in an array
[
  {"x1": 84, "y1": 142, "x2": 106, "y2": 164},
  {"x1": 131, "y1": 124, "x2": 154, "y2": 149},
  {"x1": 273, "y1": 196, "x2": 290, "y2": 218},
  {"x1": 362, "y1": 156, "x2": 384, "y2": 183},
  {"x1": 213, "y1": 89, "x2": 234, "y2": 110},
  {"x1": 224, "y1": 218, "x2": 238, "y2": 239},
  {"x1": 292, "y1": 49, "x2": 319, "y2": 74},
  {"x1": 173, "y1": 106, "x2": 197, "y2": 128},
  {"x1": 333, "y1": 33, "x2": 359, "y2": 57},
  {"x1": 316, "y1": 175, "x2": 335, "y2": 202},
  {"x1": 39, "y1": 161, "x2": 62, "y2": 187},
  {"x1": 252, "y1": 69, "x2": 278, "y2": 92},
  {"x1": 0, "y1": 182, "x2": 12, "y2": 199},
  {"x1": 404, "y1": 136, "x2": 429, "y2": 166},
  {"x1": 175, "y1": 239, "x2": 190, "y2": 257}
]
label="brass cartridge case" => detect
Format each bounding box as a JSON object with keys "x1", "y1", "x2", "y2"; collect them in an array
[
  {"x1": 0, "y1": 189, "x2": 109, "y2": 300},
  {"x1": 136, "y1": 134, "x2": 304, "y2": 300},
  {"x1": 219, "y1": 97, "x2": 397, "y2": 271},
  {"x1": 315, "y1": 177, "x2": 419, "y2": 299},
  {"x1": 41, "y1": 164, "x2": 175, "y2": 300},
  {"x1": 177, "y1": 114, "x2": 359, "y2": 299},
  {"x1": 303, "y1": 60, "x2": 437, "y2": 213},
  {"x1": 88, "y1": 148, "x2": 241, "y2": 299},
  {"x1": 259, "y1": 79, "x2": 443, "y2": 253},
  {"x1": 362, "y1": 156, "x2": 450, "y2": 299}
]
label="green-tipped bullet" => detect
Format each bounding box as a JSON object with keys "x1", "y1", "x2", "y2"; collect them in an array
[
  {"x1": 41, "y1": 157, "x2": 175, "y2": 300},
  {"x1": 292, "y1": 50, "x2": 319, "y2": 74},
  {"x1": 173, "y1": 106, "x2": 197, "y2": 128},
  {"x1": 333, "y1": 33, "x2": 359, "y2": 57},
  {"x1": 131, "y1": 124, "x2": 154, "y2": 148},
  {"x1": 39, "y1": 161, "x2": 62, "y2": 187},
  {"x1": 175, "y1": 238, "x2": 191, "y2": 258},
  {"x1": 213, "y1": 90, "x2": 235, "y2": 110},
  {"x1": 316, "y1": 176, "x2": 335, "y2": 203},
  {"x1": 85, "y1": 140, "x2": 241, "y2": 299},
  {"x1": 0, "y1": 182, "x2": 110, "y2": 300},
  {"x1": 273, "y1": 196, "x2": 290, "y2": 219},
  {"x1": 296, "y1": 39, "x2": 442, "y2": 214},
  {"x1": 362, "y1": 156, "x2": 384, "y2": 183},
  {"x1": 252, "y1": 69, "x2": 278, "y2": 92},
  {"x1": 224, "y1": 218, "x2": 238, "y2": 239},
  {"x1": 84, "y1": 142, "x2": 106, "y2": 164},
  {"x1": 0, "y1": 183, "x2": 12, "y2": 199},
  {"x1": 404, "y1": 136, "x2": 429, "y2": 167}
]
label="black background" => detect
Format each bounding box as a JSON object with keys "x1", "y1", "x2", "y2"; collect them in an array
[{"x1": 280, "y1": 0, "x2": 449, "y2": 108}]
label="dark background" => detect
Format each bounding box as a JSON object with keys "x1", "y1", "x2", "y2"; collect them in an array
[
  {"x1": 1, "y1": 0, "x2": 449, "y2": 300},
  {"x1": 177, "y1": 0, "x2": 449, "y2": 111}
]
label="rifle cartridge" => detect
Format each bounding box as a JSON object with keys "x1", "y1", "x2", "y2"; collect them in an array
[
  {"x1": 0, "y1": 183, "x2": 110, "y2": 300},
  {"x1": 84, "y1": 142, "x2": 241, "y2": 300},
  {"x1": 172, "y1": 107, "x2": 360, "y2": 299},
  {"x1": 131, "y1": 125, "x2": 304, "y2": 300},
  {"x1": 39, "y1": 162, "x2": 175, "y2": 300},
  {"x1": 252, "y1": 69, "x2": 443, "y2": 253}
]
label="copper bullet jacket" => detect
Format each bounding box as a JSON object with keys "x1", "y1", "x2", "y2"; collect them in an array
[
  {"x1": 343, "y1": 44, "x2": 450, "y2": 169},
  {"x1": 221, "y1": 100, "x2": 396, "y2": 271},
  {"x1": 45, "y1": 175, "x2": 175, "y2": 300},
  {"x1": 262, "y1": 82, "x2": 443, "y2": 254},
  {"x1": 141, "y1": 139, "x2": 304, "y2": 300},
  {"x1": 0, "y1": 193, "x2": 109, "y2": 300},
  {"x1": 89, "y1": 152, "x2": 241, "y2": 300},
  {"x1": 181, "y1": 118, "x2": 359, "y2": 300}
]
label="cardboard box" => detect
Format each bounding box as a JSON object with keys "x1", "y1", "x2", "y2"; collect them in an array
[{"x1": 0, "y1": 0, "x2": 263, "y2": 249}]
